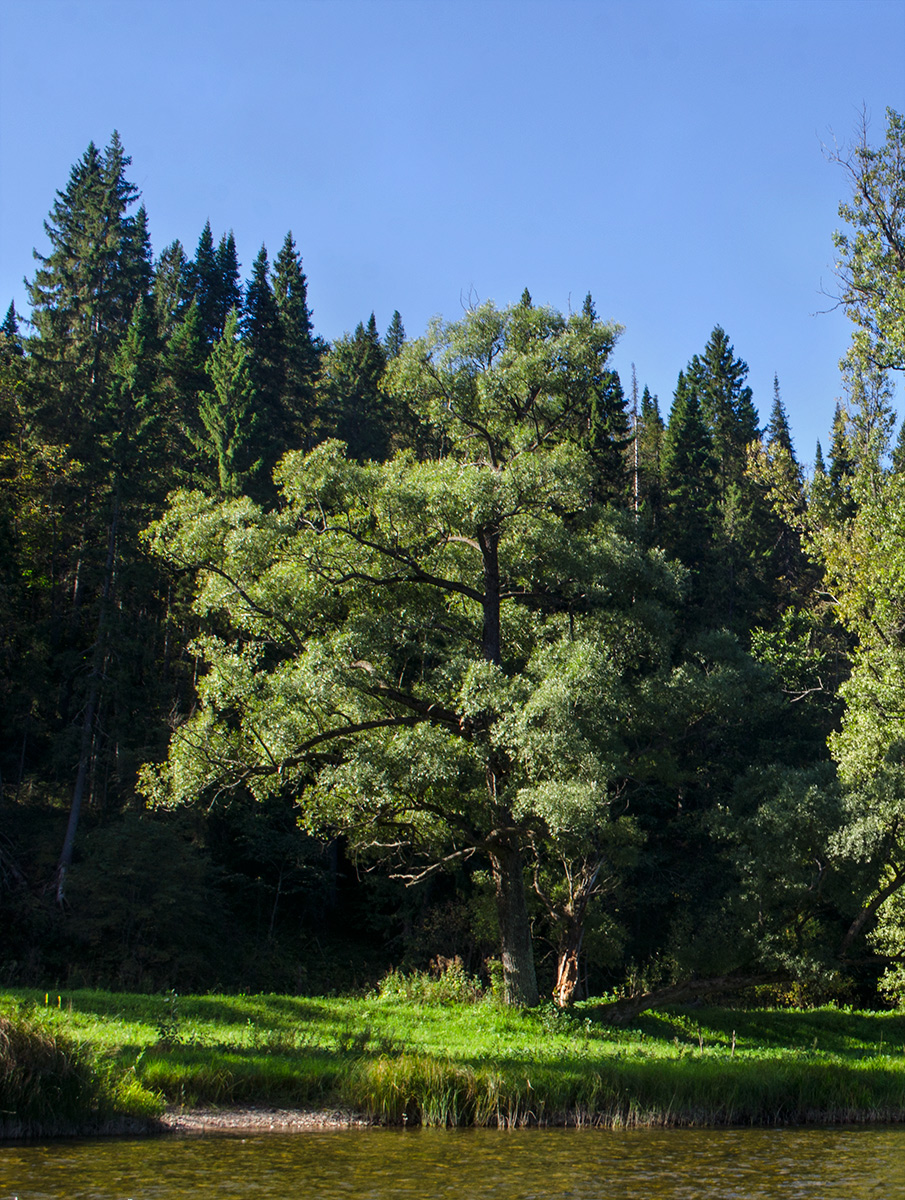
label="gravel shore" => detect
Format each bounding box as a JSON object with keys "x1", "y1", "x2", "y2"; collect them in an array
[{"x1": 159, "y1": 1107, "x2": 373, "y2": 1134}]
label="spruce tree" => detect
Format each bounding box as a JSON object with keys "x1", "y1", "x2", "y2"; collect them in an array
[
  {"x1": 683, "y1": 328, "x2": 774, "y2": 628},
  {"x1": 153, "y1": 239, "x2": 191, "y2": 339},
  {"x1": 195, "y1": 308, "x2": 259, "y2": 496},
  {"x1": 686, "y1": 326, "x2": 759, "y2": 490},
  {"x1": 384, "y1": 310, "x2": 406, "y2": 360},
  {"x1": 322, "y1": 313, "x2": 390, "y2": 461},
  {"x1": 214, "y1": 232, "x2": 242, "y2": 336},
  {"x1": 766, "y1": 374, "x2": 796, "y2": 458},
  {"x1": 242, "y1": 245, "x2": 287, "y2": 493},
  {"x1": 187, "y1": 221, "x2": 221, "y2": 347},
  {"x1": 272, "y1": 232, "x2": 322, "y2": 445},
  {"x1": 827, "y1": 402, "x2": 855, "y2": 516},
  {"x1": 584, "y1": 367, "x2": 631, "y2": 505},
  {"x1": 0, "y1": 303, "x2": 23, "y2": 361},
  {"x1": 159, "y1": 300, "x2": 209, "y2": 480},
  {"x1": 637, "y1": 385, "x2": 664, "y2": 521},
  {"x1": 27, "y1": 132, "x2": 152, "y2": 446},
  {"x1": 661, "y1": 375, "x2": 718, "y2": 572}
]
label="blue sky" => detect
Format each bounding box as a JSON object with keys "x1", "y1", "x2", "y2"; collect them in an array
[{"x1": 1, "y1": 0, "x2": 903, "y2": 461}]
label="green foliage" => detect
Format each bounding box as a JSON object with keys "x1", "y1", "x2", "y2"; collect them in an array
[
  {"x1": 195, "y1": 308, "x2": 260, "y2": 496},
  {"x1": 376, "y1": 957, "x2": 485, "y2": 1005},
  {"x1": 832, "y1": 107, "x2": 905, "y2": 374}
]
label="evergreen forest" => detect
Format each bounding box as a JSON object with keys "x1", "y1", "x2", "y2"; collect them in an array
[{"x1": 1, "y1": 111, "x2": 904, "y2": 1014}]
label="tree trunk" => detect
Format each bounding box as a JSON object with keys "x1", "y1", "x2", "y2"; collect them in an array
[
  {"x1": 593, "y1": 972, "x2": 787, "y2": 1025},
  {"x1": 488, "y1": 838, "x2": 539, "y2": 1006},
  {"x1": 553, "y1": 919, "x2": 584, "y2": 1007},
  {"x1": 479, "y1": 526, "x2": 502, "y2": 666},
  {"x1": 55, "y1": 493, "x2": 119, "y2": 904}
]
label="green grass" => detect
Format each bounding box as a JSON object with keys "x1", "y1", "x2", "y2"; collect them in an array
[{"x1": 4, "y1": 986, "x2": 905, "y2": 1130}]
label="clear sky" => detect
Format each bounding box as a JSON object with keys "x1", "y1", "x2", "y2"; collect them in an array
[{"x1": 1, "y1": 0, "x2": 903, "y2": 462}]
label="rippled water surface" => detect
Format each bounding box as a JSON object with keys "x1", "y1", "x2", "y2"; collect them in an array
[{"x1": 2, "y1": 1126, "x2": 903, "y2": 1199}]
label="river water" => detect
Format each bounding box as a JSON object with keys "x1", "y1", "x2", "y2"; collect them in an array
[{"x1": 2, "y1": 1126, "x2": 903, "y2": 1199}]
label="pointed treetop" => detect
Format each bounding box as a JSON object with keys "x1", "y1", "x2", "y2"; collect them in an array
[
  {"x1": 582, "y1": 292, "x2": 597, "y2": 321},
  {"x1": 519, "y1": 287, "x2": 533, "y2": 309},
  {"x1": 385, "y1": 310, "x2": 406, "y2": 359},
  {"x1": 766, "y1": 374, "x2": 796, "y2": 459},
  {"x1": 1, "y1": 301, "x2": 19, "y2": 338},
  {"x1": 813, "y1": 439, "x2": 826, "y2": 476}
]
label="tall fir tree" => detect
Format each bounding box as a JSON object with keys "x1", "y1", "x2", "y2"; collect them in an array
[
  {"x1": 384, "y1": 310, "x2": 406, "y2": 360},
  {"x1": 152, "y1": 239, "x2": 191, "y2": 340},
  {"x1": 214, "y1": 232, "x2": 242, "y2": 336},
  {"x1": 27, "y1": 132, "x2": 152, "y2": 447},
  {"x1": 322, "y1": 313, "x2": 390, "y2": 462},
  {"x1": 827, "y1": 402, "x2": 855, "y2": 518},
  {"x1": 686, "y1": 326, "x2": 759, "y2": 490},
  {"x1": 195, "y1": 308, "x2": 259, "y2": 497},
  {"x1": 661, "y1": 374, "x2": 719, "y2": 573},
  {"x1": 637, "y1": 385, "x2": 664, "y2": 523},
  {"x1": 766, "y1": 374, "x2": 796, "y2": 458},
  {"x1": 272, "y1": 232, "x2": 322, "y2": 445},
  {"x1": 242, "y1": 244, "x2": 287, "y2": 490}
]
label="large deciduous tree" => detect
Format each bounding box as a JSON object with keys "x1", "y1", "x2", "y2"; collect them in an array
[
  {"x1": 831, "y1": 107, "x2": 905, "y2": 375},
  {"x1": 141, "y1": 299, "x2": 683, "y2": 1005}
]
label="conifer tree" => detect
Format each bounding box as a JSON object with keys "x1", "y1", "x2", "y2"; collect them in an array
[
  {"x1": 159, "y1": 300, "x2": 209, "y2": 480},
  {"x1": 0, "y1": 303, "x2": 23, "y2": 362},
  {"x1": 153, "y1": 240, "x2": 191, "y2": 339},
  {"x1": 766, "y1": 374, "x2": 796, "y2": 458},
  {"x1": 584, "y1": 366, "x2": 631, "y2": 505},
  {"x1": 686, "y1": 326, "x2": 759, "y2": 490},
  {"x1": 322, "y1": 313, "x2": 390, "y2": 461},
  {"x1": 196, "y1": 308, "x2": 259, "y2": 497},
  {"x1": 384, "y1": 310, "x2": 406, "y2": 359},
  {"x1": 214, "y1": 232, "x2": 242, "y2": 335},
  {"x1": 27, "y1": 132, "x2": 152, "y2": 446},
  {"x1": 637, "y1": 385, "x2": 664, "y2": 521},
  {"x1": 828, "y1": 402, "x2": 855, "y2": 517},
  {"x1": 187, "y1": 222, "x2": 221, "y2": 347},
  {"x1": 661, "y1": 375, "x2": 718, "y2": 572},
  {"x1": 272, "y1": 233, "x2": 322, "y2": 444}
]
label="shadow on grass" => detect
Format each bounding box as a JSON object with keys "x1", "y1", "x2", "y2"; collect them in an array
[{"x1": 648, "y1": 1006, "x2": 905, "y2": 1054}]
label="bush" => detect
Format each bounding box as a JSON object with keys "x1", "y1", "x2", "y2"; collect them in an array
[{"x1": 377, "y1": 956, "x2": 485, "y2": 1005}]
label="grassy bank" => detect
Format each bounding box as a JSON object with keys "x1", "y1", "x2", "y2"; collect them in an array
[{"x1": 3, "y1": 984, "x2": 905, "y2": 1132}]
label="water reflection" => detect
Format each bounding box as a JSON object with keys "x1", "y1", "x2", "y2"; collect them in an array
[{"x1": 1, "y1": 1126, "x2": 903, "y2": 1200}]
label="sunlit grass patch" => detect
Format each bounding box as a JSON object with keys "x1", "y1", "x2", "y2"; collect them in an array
[{"x1": 4, "y1": 988, "x2": 905, "y2": 1130}]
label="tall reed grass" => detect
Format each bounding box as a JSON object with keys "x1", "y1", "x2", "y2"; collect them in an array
[
  {"x1": 0, "y1": 1008, "x2": 160, "y2": 1136},
  {"x1": 345, "y1": 1051, "x2": 905, "y2": 1127}
]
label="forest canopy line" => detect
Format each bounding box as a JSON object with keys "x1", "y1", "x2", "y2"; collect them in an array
[{"x1": 0, "y1": 110, "x2": 903, "y2": 1010}]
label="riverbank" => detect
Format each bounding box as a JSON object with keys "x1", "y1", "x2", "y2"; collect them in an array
[
  {"x1": 3, "y1": 986, "x2": 905, "y2": 1135},
  {"x1": 159, "y1": 1106, "x2": 371, "y2": 1133}
]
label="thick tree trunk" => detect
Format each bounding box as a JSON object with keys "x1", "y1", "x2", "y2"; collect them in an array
[{"x1": 488, "y1": 838, "x2": 539, "y2": 1006}]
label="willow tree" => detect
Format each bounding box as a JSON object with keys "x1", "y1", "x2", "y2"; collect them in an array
[{"x1": 142, "y1": 300, "x2": 681, "y2": 1005}]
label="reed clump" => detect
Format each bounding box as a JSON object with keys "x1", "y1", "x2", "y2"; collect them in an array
[
  {"x1": 0, "y1": 1008, "x2": 159, "y2": 1136},
  {"x1": 345, "y1": 1051, "x2": 905, "y2": 1128}
]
